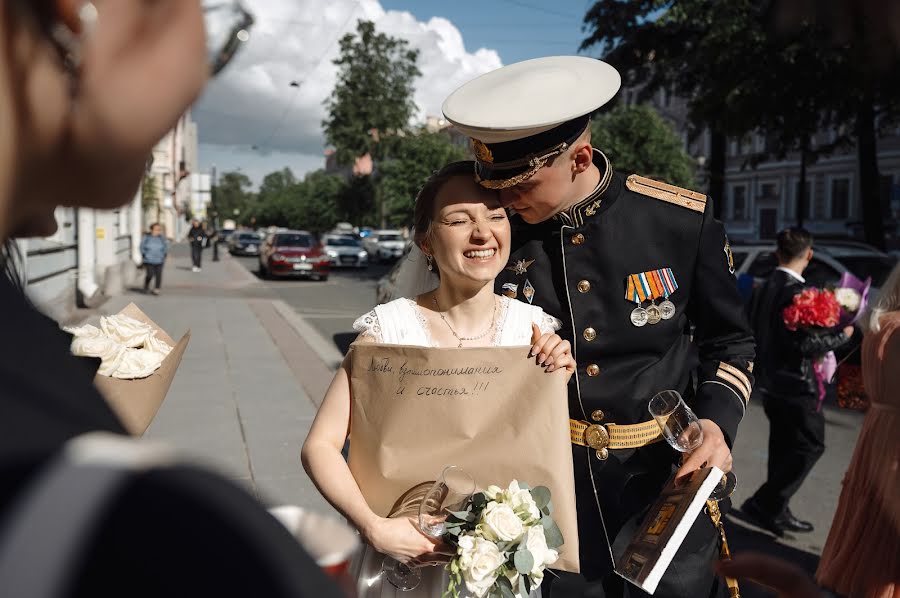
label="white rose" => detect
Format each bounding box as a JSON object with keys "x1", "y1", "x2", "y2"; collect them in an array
[
  {"x1": 100, "y1": 314, "x2": 154, "y2": 348},
  {"x1": 507, "y1": 481, "x2": 541, "y2": 523},
  {"x1": 111, "y1": 348, "x2": 165, "y2": 379},
  {"x1": 72, "y1": 335, "x2": 126, "y2": 377},
  {"x1": 144, "y1": 333, "x2": 172, "y2": 357},
  {"x1": 457, "y1": 534, "x2": 477, "y2": 569},
  {"x1": 481, "y1": 501, "x2": 524, "y2": 542},
  {"x1": 461, "y1": 536, "x2": 504, "y2": 597},
  {"x1": 64, "y1": 324, "x2": 103, "y2": 339},
  {"x1": 835, "y1": 288, "x2": 861, "y2": 312},
  {"x1": 523, "y1": 525, "x2": 558, "y2": 574},
  {"x1": 484, "y1": 485, "x2": 503, "y2": 501}
]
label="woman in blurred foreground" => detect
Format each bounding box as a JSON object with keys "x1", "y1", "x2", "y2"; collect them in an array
[
  {"x1": 0, "y1": 2, "x2": 339, "y2": 596},
  {"x1": 816, "y1": 263, "x2": 900, "y2": 598}
]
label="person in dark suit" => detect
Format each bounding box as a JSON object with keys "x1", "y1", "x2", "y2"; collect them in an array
[
  {"x1": 742, "y1": 227, "x2": 854, "y2": 536},
  {"x1": 0, "y1": 2, "x2": 341, "y2": 596},
  {"x1": 187, "y1": 219, "x2": 207, "y2": 272},
  {"x1": 442, "y1": 56, "x2": 756, "y2": 597}
]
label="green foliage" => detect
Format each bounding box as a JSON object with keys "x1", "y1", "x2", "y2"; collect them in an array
[
  {"x1": 376, "y1": 131, "x2": 468, "y2": 228},
  {"x1": 249, "y1": 168, "x2": 346, "y2": 234},
  {"x1": 141, "y1": 175, "x2": 159, "y2": 210},
  {"x1": 211, "y1": 171, "x2": 253, "y2": 225},
  {"x1": 592, "y1": 105, "x2": 697, "y2": 188},
  {"x1": 323, "y1": 20, "x2": 421, "y2": 166}
]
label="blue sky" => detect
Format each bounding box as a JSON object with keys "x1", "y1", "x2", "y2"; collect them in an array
[{"x1": 380, "y1": 0, "x2": 596, "y2": 64}]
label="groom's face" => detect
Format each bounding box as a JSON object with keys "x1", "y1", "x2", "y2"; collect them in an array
[{"x1": 498, "y1": 159, "x2": 570, "y2": 224}]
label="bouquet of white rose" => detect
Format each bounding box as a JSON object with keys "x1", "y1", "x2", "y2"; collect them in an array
[{"x1": 442, "y1": 480, "x2": 562, "y2": 598}]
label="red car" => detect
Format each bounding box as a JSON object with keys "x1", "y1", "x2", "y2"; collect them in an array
[{"x1": 258, "y1": 230, "x2": 330, "y2": 281}]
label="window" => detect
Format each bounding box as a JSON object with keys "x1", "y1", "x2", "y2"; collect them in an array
[
  {"x1": 732, "y1": 186, "x2": 747, "y2": 220},
  {"x1": 759, "y1": 183, "x2": 778, "y2": 200},
  {"x1": 830, "y1": 178, "x2": 850, "y2": 219}
]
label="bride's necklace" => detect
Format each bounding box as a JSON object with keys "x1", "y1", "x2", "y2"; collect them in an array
[{"x1": 432, "y1": 295, "x2": 496, "y2": 348}]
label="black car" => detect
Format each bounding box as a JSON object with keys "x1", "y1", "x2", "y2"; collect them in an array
[{"x1": 228, "y1": 231, "x2": 263, "y2": 256}]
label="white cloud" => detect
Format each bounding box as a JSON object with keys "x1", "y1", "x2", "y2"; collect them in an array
[{"x1": 195, "y1": 0, "x2": 501, "y2": 185}]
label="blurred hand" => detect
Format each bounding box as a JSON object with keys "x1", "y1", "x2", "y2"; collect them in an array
[
  {"x1": 716, "y1": 553, "x2": 822, "y2": 598},
  {"x1": 675, "y1": 419, "x2": 732, "y2": 481},
  {"x1": 363, "y1": 517, "x2": 439, "y2": 562},
  {"x1": 530, "y1": 324, "x2": 575, "y2": 380},
  {"x1": 843, "y1": 325, "x2": 854, "y2": 338}
]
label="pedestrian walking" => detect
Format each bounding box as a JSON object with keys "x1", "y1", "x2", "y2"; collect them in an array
[
  {"x1": 187, "y1": 219, "x2": 206, "y2": 272},
  {"x1": 817, "y1": 262, "x2": 900, "y2": 598},
  {"x1": 140, "y1": 223, "x2": 167, "y2": 294},
  {"x1": 441, "y1": 56, "x2": 755, "y2": 597},
  {"x1": 742, "y1": 227, "x2": 854, "y2": 536}
]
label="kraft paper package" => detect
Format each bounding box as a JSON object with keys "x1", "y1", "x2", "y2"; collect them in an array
[
  {"x1": 92, "y1": 303, "x2": 190, "y2": 436},
  {"x1": 348, "y1": 342, "x2": 579, "y2": 573}
]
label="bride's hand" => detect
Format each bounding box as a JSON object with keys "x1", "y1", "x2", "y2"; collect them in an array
[
  {"x1": 364, "y1": 516, "x2": 439, "y2": 562},
  {"x1": 530, "y1": 324, "x2": 576, "y2": 378}
]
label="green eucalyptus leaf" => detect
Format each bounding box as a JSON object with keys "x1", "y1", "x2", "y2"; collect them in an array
[
  {"x1": 541, "y1": 516, "x2": 564, "y2": 549},
  {"x1": 514, "y1": 550, "x2": 535, "y2": 575},
  {"x1": 530, "y1": 486, "x2": 551, "y2": 510}
]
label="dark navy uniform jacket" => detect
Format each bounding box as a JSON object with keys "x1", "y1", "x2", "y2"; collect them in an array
[{"x1": 494, "y1": 150, "x2": 756, "y2": 594}]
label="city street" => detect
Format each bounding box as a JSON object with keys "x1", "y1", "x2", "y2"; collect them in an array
[{"x1": 232, "y1": 253, "x2": 866, "y2": 588}]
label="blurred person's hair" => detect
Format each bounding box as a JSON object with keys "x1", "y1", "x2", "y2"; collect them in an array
[
  {"x1": 862, "y1": 262, "x2": 900, "y2": 334},
  {"x1": 776, "y1": 227, "x2": 813, "y2": 262}
]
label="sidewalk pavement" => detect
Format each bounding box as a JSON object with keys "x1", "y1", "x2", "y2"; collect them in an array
[{"x1": 86, "y1": 243, "x2": 341, "y2": 515}]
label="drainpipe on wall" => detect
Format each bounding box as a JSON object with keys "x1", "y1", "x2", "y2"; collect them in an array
[
  {"x1": 76, "y1": 207, "x2": 99, "y2": 304},
  {"x1": 131, "y1": 186, "x2": 143, "y2": 265}
]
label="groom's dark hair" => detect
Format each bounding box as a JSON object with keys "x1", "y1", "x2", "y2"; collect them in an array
[{"x1": 412, "y1": 160, "x2": 481, "y2": 259}]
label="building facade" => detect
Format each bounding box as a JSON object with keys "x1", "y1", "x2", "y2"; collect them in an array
[{"x1": 624, "y1": 88, "x2": 900, "y2": 244}]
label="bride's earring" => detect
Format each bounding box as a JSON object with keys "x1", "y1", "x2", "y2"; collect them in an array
[
  {"x1": 425, "y1": 254, "x2": 433, "y2": 271},
  {"x1": 50, "y1": 2, "x2": 99, "y2": 97}
]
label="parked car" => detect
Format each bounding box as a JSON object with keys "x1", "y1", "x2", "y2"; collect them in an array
[
  {"x1": 216, "y1": 228, "x2": 235, "y2": 245},
  {"x1": 322, "y1": 234, "x2": 368, "y2": 268},
  {"x1": 228, "y1": 231, "x2": 263, "y2": 256},
  {"x1": 258, "y1": 230, "x2": 329, "y2": 281},
  {"x1": 364, "y1": 229, "x2": 407, "y2": 262}
]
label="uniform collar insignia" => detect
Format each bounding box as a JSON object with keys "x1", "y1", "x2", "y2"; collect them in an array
[
  {"x1": 506, "y1": 258, "x2": 535, "y2": 275},
  {"x1": 553, "y1": 149, "x2": 613, "y2": 227}
]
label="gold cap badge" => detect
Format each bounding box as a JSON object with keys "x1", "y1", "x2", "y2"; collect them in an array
[{"x1": 472, "y1": 139, "x2": 494, "y2": 164}]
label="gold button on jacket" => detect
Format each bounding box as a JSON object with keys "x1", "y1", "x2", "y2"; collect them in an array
[
  {"x1": 583, "y1": 327, "x2": 597, "y2": 341},
  {"x1": 586, "y1": 363, "x2": 600, "y2": 377},
  {"x1": 591, "y1": 409, "x2": 605, "y2": 422},
  {"x1": 577, "y1": 280, "x2": 591, "y2": 293},
  {"x1": 571, "y1": 233, "x2": 585, "y2": 245}
]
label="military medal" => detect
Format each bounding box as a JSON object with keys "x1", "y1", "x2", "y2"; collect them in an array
[
  {"x1": 630, "y1": 306, "x2": 649, "y2": 327},
  {"x1": 657, "y1": 267, "x2": 678, "y2": 320},
  {"x1": 501, "y1": 282, "x2": 518, "y2": 299},
  {"x1": 646, "y1": 303, "x2": 662, "y2": 325},
  {"x1": 626, "y1": 274, "x2": 650, "y2": 327}
]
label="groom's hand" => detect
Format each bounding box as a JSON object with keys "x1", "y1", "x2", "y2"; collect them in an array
[{"x1": 675, "y1": 419, "x2": 733, "y2": 481}]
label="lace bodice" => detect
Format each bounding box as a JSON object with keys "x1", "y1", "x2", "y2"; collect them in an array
[{"x1": 352, "y1": 296, "x2": 560, "y2": 347}]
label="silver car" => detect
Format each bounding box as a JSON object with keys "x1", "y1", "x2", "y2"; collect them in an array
[{"x1": 322, "y1": 234, "x2": 368, "y2": 268}]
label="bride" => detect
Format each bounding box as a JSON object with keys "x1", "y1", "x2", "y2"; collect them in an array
[{"x1": 301, "y1": 161, "x2": 575, "y2": 597}]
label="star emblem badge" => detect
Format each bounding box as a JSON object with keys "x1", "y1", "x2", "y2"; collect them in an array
[{"x1": 506, "y1": 258, "x2": 535, "y2": 276}]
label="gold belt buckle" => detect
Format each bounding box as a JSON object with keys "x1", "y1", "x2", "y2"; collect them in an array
[{"x1": 584, "y1": 424, "x2": 610, "y2": 461}]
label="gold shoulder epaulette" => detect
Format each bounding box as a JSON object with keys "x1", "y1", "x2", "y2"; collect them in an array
[{"x1": 626, "y1": 174, "x2": 707, "y2": 213}]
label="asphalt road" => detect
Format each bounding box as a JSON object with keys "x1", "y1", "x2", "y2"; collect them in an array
[{"x1": 235, "y1": 254, "x2": 866, "y2": 594}]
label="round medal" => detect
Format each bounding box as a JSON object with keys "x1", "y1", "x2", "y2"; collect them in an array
[
  {"x1": 660, "y1": 299, "x2": 676, "y2": 320},
  {"x1": 646, "y1": 304, "x2": 662, "y2": 325},
  {"x1": 630, "y1": 306, "x2": 649, "y2": 327}
]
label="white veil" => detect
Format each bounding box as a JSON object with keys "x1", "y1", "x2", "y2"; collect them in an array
[{"x1": 379, "y1": 243, "x2": 439, "y2": 303}]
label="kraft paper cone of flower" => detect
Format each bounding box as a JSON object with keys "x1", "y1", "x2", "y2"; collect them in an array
[
  {"x1": 93, "y1": 303, "x2": 190, "y2": 436},
  {"x1": 348, "y1": 343, "x2": 580, "y2": 573}
]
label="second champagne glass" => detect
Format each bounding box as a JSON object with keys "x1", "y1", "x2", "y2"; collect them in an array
[
  {"x1": 419, "y1": 465, "x2": 476, "y2": 539},
  {"x1": 648, "y1": 390, "x2": 737, "y2": 501}
]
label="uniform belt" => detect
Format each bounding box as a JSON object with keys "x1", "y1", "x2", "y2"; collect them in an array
[{"x1": 569, "y1": 418, "x2": 663, "y2": 460}]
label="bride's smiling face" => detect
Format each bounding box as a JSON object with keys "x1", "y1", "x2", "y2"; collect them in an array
[{"x1": 425, "y1": 176, "x2": 510, "y2": 286}]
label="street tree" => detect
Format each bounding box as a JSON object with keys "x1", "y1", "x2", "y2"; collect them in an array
[
  {"x1": 376, "y1": 131, "x2": 468, "y2": 228},
  {"x1": 323, "y1": 20, "x2": 421, "y2": 166},
  {"x1": 294, "y1": 170, "x2": 345, "y2": 234},
  {"x1": 211, "y1": 170, "x2": 253, "y2": 225},
  {"x1": 591, "y1": 105, "x2": 696, "y2": 188}
]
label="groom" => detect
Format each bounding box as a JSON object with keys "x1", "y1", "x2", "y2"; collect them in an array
[{"x1": 442, "y1": 57, "x2": 756, "y2": 597}]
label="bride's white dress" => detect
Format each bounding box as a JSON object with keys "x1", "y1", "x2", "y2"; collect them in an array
[{"x1": 348, "y1": 295, "x2": 559, "y2": 598}]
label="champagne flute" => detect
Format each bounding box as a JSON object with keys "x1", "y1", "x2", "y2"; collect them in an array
[
  {"x1": 648, "y1": 390, "x2": 737, "y2": 501},
  {"x1": 382, "y1": 466, "x2": 475, "y2": 590}
]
